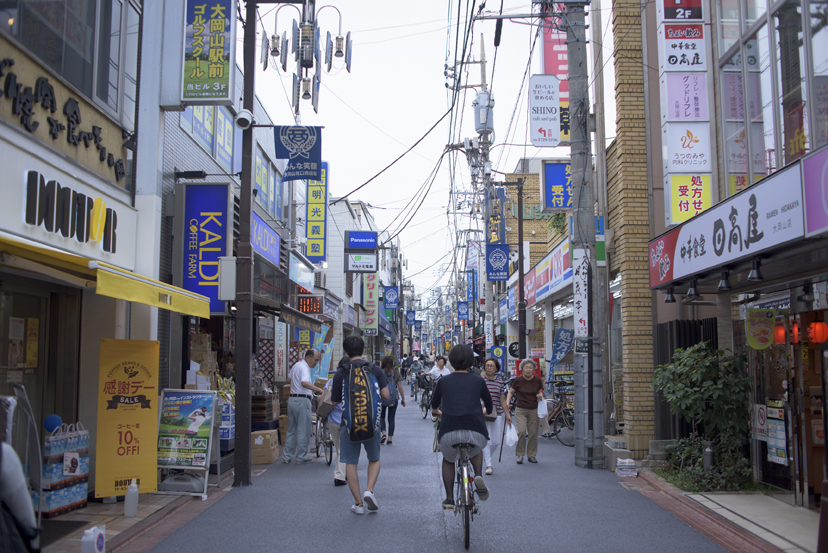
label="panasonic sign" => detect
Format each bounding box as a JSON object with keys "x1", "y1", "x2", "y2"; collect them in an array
[{"x1": 345, "y1": 231, "x2": 378, "y2": 250}]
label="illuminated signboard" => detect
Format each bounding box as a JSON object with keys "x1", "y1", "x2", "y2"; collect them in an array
[{"x1": 297, "y1": 295, "x2": 323, "y2": 315}]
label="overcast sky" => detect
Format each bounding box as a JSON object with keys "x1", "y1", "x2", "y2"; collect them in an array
[{"x1": 239, "y1": 1, "x2": 616, "y2": 301}]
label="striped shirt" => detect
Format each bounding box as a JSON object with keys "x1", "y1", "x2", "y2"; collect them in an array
[{"x1": 483, "y1": 376, "x2": 505, "y2": 415}]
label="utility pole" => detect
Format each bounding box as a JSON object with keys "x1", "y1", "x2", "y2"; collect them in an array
[
  {"x1": 234, "y1": 0, "x2": 258, "y2": 488},
  {"x1": 564, "y1": 0, "x2": 603, "y2": 469},
  {"x1": 516, "y1": 179, "x2": 527, "y2": 359}
]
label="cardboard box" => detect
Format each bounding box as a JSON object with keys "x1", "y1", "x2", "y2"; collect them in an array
[
  {"x1": 282, "y1": 385, "x2": 291, "y2": 402},
  {"x1": 314, "y1": 378, "x2": 328, "y2": 389},
  {"x1": 184, "y1": 384, "x2": 198, "y2": 390},
  {"x1": 190, "y1": 350, "x2": 214, "y2": 365},
  {"x1": 221, "y1": 413, "x2": 235, "y2": 427},
  {"x1": 219, "y1": 400, "x2": 235, "y2": 414},
  {"x1": 252, "y1": 446, "x2": 278, "y2": 465},
  {"x1": 219, "y1": 426, "x2": 235, "y2": 440},
  {"x1": 191, "y1": 333, "x2": 211, "y2": 351},
  {"x1": 252, "y1": 429, "x2": 279, "y2": 449}
]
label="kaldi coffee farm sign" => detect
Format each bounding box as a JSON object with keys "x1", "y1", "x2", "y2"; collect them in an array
[{"x1": 649, "y1": 163, "x2": 805, "y2": 288}]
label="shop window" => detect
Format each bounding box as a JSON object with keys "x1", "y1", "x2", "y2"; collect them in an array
[
  {"x1": 215, "y1": 106, "x2": 234, "y2": 173},
  {"x1": 180, "y1": 105, "x2": 194, "y2": 134},
  {"x1": 121, "y1": 3, "x2": 138, "y2": 131},
  {"x1": 774, "y1": 0, "x2": 809, "y2": 164},
  {"x1": 810, "y1": 1, "x2": 828, "y2": 149},
  {"x1": 748, "y1": 25, "x2": 778, "y2": 180},
  {"x1": 718, "y1": 0, "x2": 742, "y2": 53},
  {"x1": 745, "y1": 0, "x2": 768, "y2": 29},
  {"x1": 721, "y1": 50, "x2": 749, "y2": 195},
  {"x1": 345, "y1": 273, "x2": 353, "y2": 298},
  {"x1": 192, "y1": 105, "x2": 215, "y2": 154}
]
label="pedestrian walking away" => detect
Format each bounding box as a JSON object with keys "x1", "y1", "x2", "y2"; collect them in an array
[
  {"x1": 506, "y1": 359, "x2": 544, "y2": 464},
  {"x1": 380, "y1": 356, "x2": 405, "y2": 445},
  {"x1": 431, "y1": 345, "x2": 493, "y2": 510},
  {"x1": 325, "y1": 356, "x2": 351, "y2": 487},
  {"x1": 481, "y1": 357, "x2": 511, "y2": 474},
  {"x1": 330, "y1": 336, "x2": 390, "y2": 514},
  {"x1": 282, "y1": 349, "x2": 323, "y2": 464}
]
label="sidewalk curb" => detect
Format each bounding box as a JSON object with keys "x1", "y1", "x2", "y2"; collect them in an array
[{"x1": 635, "y1": 470, "x2": 784, "y2": 553}]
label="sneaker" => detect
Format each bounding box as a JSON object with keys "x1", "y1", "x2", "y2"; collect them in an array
[
  {"x1": 485, "y1": 466, "x2": 493, "y2": 475},
  {"x1": 334, "y1": 479, "x2": 347, "y2": 487},
  {"x1": 442, "y1": 498, "x2": 455, "y2": 510},
  {"x1": 295, "y1": 458, "x2": 313, "y2": 464},
  {"x1": 516, "y1": 456, "x2": 524, "y2": 464},
  {"x1": 473, "y1": 476, "x2": 489, "y2": 501},
  {"x1": 381, "y1": 435, "x2": 387, "y2": 444},
  {"x1": 528, "y1": 456, "x2": 538, "y2": 463},
  {"x1": 281, "y1": 457, "x2": 292, "y2": 464},
  {"x1": 350, "y1": 503, "x2": 365, "y2": 515},
  {"x1": 362, "y1": 490, "x2": 378, "y2": 511}
]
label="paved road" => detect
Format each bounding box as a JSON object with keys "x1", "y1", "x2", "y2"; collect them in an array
[{"x1": 150, "y1": 389, "x2": 726, "y2": 553}]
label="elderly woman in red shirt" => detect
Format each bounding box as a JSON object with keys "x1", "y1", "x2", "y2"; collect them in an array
[{"x1": 505, "y1": 359, "x2": 544, "y2": 464}]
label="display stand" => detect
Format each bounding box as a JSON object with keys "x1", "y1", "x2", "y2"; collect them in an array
[{"x1": 155, "y1": 389, "x2": 217, "y2": 500}]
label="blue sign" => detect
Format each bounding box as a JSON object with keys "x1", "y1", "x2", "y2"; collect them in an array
[
  {"x1": 508, "y1": 284, "x2": 516, "y2": 318},
  {"x1": 454, "y1": 324, "x2": 461, "y2": 334},
  {"x1": 346, "y1": 231, "x2": 378, "y2": 250},
  {"x1": 499, "y1": 298, "x2": 508, "y2": 324},
  {"x1": 549, "y1": 329, "x2": 575, "y2": 365},
  {"x1": 414, "y1": 320, "x2": 422, "y2": 333},
  {"x1": 490, "y1": 345, "x2": 507, "y2": 374},
  {"x1": 422, "y1": 333, "x2": 427, "y2": 342},
  {"x1": 486, "y1": 244, "x2": 509, "y2": 281},
  {"x1": 274, "y1": 126, "x2": 323, "y2": 181},
  {"x1": 542, "y1": 161, "x2": 573, "y2": 211},
  {"x1": 384, "y1": 286, "x2": 399, "y2": 309},
  {"x1": 184, "y1": 184, "x2": 229, "y2": 314},
  {"x1": 305, "y1": 162, "x2": 328, "y2": 262},
  {"x1": 457, "y1": 301, "x2": 469, "y2": 321},
  {"x1": 466, "y1": 271, "x2": 477, "y2": 302},
  {"x1": 251, "y1": 211, "x2": 281, "y2": 268},
  {"x1": 406, "y1": 310, "x2": 416, "y2": 326}
]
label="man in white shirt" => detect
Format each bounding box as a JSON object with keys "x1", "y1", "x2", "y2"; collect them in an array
[{"x1": 282, "y1": 349, "x2": 323, "y2": 464}]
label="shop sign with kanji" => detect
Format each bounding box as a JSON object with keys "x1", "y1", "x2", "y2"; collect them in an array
[
  {"x1": 659, "y1": 24, "x2": 707, "y2": 72},
  {"x1": 181, "y1": 0, "x2": 236, "y2": 104},
  {"x1": 541, "y1": 161, "x2": 573, "y2": 213},
  {"x1": 305, "y1": 162, "x2": 328, "y2": 262}
]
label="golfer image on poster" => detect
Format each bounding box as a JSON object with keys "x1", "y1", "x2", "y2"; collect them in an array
[{"x1": 186, "y1": 406, "x2": 208, "y2": 435}]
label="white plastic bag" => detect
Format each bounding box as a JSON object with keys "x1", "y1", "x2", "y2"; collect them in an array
[
  {"x1": 505, "y1": 423, "x2": 518, "y2": 447},
  {"x1": 537, "y1": 399, "x2": 549, "y2": 418}
]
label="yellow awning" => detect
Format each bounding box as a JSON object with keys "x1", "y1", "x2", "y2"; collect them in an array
[{"x1": 0, "y1": 232, "x2": 209, "y2": 318}]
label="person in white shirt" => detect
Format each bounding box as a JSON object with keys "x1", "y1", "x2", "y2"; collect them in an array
[
  {"x1": 429, "y1": 356, "x2": 451, "y2": 382},
  {"x1": 282, "y1": 349, "x2": 323, "y2": 464}
]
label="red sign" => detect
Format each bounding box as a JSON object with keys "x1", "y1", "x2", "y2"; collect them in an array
[
  {"x1": 524, "y1": 270, "x2": 537, "y2": 307},
  {"x1": 297, "y1": 295, "x2": 323, "y2": 315},
  {"x1": 648, "y1": 227, "x2": 681, "y2": 288}
]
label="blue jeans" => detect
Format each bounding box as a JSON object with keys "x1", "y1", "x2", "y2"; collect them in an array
[
  {"x1": 381, "y1": 402, "x2": 398, "y2": 436},
  {"x1": 283, "y1": 396, "x2": 312, "y2": 461}
]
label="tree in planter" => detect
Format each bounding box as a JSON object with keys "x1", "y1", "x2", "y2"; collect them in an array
[{"x1": 652, "y1": 342, "x2": 750, "y2": 439}]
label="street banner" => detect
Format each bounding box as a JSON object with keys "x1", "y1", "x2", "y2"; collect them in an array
[
  {"x1": 406, "y1": 310, "x2": 416, "y2": 326},
  {"x1": 485, "y1": 313, "x2": 494, "y2": 349},
  {"x1": 549, "y1": 329, "x2": 575, "y2": 365},
  {"x1": 414, "y1": 320, "x2": 422, "y2": 333},
  {"x1": 384, "y1": 286, "x2": 399, "y2": 309},
  {"x1": 96, "y1": 339, "x2": 159, "y2": 497},
  {"x1": 274, "y1": 126, "x2": 323, "y2": 181},
  {"x1": 157, "y1": 390, "x2": 216, "y2": 469},
  {"x1": 362, "y1": 273, "x2": 379, "y2": 336},
  {"x1": 458, "y1": 301, "x2": 469, "y2": 321},
  {"x1": 181, "y1": 0, "x2": 236, "y2": 104},
  {"x1": 310, "y1": 324, "x2": 330, "y2": 382},
  {"x1": 486, "y1": 244, "x2": 509, "y2": 281},
  {"x1": 573, "y1": 248, "x2": 590, "y2": 342},
  {"x1": 305, "y1": 162, "x2": 328, "y2": 262},
  {"x1": 490, "y1": 345, "x2": 506, "y2": 374}
]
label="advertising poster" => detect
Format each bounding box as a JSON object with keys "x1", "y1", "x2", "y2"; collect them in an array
[
  {"x1": 95, "y1": 339, "x2": 160, "y2": 497},
  {"x1": 157, "y1": 390, "x2": 215, "y2": 469},
  {"x1": 25, "y1": 317, "x2": 38, "y2": 368},
  {"x1": 181, "y1": 0, "x2": 236, "y2": 104},
  {"x1": 746, "y1": 309, "x2": 775, "y2": 350},
  {"x1": 766, "y1": 401, "x2": 788, "y2": 466},
  {"x1": 668, "y1": 174, "x2": 712, "y2": 224}
]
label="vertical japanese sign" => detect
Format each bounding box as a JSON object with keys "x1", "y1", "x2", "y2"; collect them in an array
[
  {"x1": 486, "y1": 244, "x2": 510, "y2": 281},
  {"x1": 541, "y1": 161, "x2": 573, "y2": 212},
  {"x1": 181, "y1": 0, "x2": 236, "y2": 104},
  {"x1": 458, "y1": 302, "x2": 469, "y2": 321},
  {"x1": 484, "y1": 313, "x2": 494, "y2": 349},
  {"x1": 540, "y1": 5, "x2": 569, "y2": 142},
  {"x1": 384, "y1": 286, "x2": 399, "y2": 309},
  {"x1": 466, "y1": 270, "x2": 475, "y2": 302},
  {"x1": 306, "y1": 162, "x2": 328, "y2": 262},
  {"x1": 95, "y1": 339, "x2": 159, "y2": 497},
  {"x1": 486, "y1": 188, "x2": 506, "y2": 244},
  {"x1": 490, "y1": 345, "x2": 506, "y2": 374},
  {"x1": 274, "y1": 321, "x2": 287, "y2": 380},
  {"x1": 766, "y1": 400, "x2": 788, "y2": 465},
  {"x1": 362, "y1": 273, "x2": 379, "y2": 335},
  {"x1": 184, "y1": 184, "x2": 229, "y2": 314},
  {"x1": 157, "y1": 390, "x2": 216, "y2": 469},
  {"x1": 668, "y1": 174, "x2": 712, "y2": 224},
  {"x1": 573, "y1": 248, "x2": 590, "y2": 341},
  {"x1": 529, "y1": 75, "x2": 561, "y2": 147},
  {"x1": 406, "y1": 310, "x2": 416, "y2": 326}
]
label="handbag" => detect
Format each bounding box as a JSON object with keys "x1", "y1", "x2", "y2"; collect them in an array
[
  {"x1": 316, "y1": 386, "x2": 334, "y2": 418},
  {"x1": 537, "y1": 399, "x2": 549, "y2": 418},
  {"x1": 504, "y1": 423, "x2": 518, "y2": 447}
]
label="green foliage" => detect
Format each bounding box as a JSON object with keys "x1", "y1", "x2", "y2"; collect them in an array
[
  {"x1": 652, "y1": 342, "x2": 750, "y2": 439},
  {"x1": 546, "y1": 213, "x2": 567, "y2": 235},
  {"x1": 662, "y1": 432, "x2": 752, "y2": 492}
]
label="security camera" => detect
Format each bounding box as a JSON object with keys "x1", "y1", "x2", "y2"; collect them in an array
[{"x1": 235, "y1": 109, "x2": 254, "y2": 130}]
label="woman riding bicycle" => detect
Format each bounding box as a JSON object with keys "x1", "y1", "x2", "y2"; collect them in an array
[{"x1": 431, "y1": 345, "x2": 493, "y2": 510}]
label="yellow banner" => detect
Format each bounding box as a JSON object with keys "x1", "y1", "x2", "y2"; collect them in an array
[
  {"x1": 95, "y1": 339, "x2": 159, "y2": 497},
  {"x1": 746, "y1": 309, "x2": 774, "y2": 350}
]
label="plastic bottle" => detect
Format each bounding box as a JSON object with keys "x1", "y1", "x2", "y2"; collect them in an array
[
  {"x1": 81, "y1": 528, "x2": 95, "y2": 553},
  {"x1": 124, "y1": 479, "x2": 138, "y2": 517}
]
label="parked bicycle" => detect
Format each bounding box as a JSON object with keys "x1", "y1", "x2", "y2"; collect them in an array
[
  {"x1": 541, "y1": 380, "x2": 574, "y2": 447},
  {"x1": 313, "y1": 398, "x2": 334, "y2": 465}
]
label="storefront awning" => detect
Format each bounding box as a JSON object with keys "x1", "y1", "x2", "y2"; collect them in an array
[
  {"x1": 278, "y1": 303, "x2": 323, "y2": 333},
  {"x1": 0, "y1": 232, "x2": 209, "y2": 318}
]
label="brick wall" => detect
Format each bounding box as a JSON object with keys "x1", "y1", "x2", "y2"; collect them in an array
[
  {"x1": 504, "y1": 173, "x2": 553, "y2": 268},
  {"x1": 610, "y1": 0, "x2": 655, "y2": 458}
]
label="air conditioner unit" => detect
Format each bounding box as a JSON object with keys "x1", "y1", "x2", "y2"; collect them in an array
[{"x1": 314, "y1": 272, "x2": 326, "y2": 289}]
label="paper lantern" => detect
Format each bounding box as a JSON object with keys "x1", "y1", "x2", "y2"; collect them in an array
[
  {"x1": 792, "y1": 323, "x2": 800, "y2": 344},
  {"x1": 808, "y1": 321, "x2": 828, "y2": 344},
  {"x1": 774, "y1": 325, "x2": 786, "y2": 344}
]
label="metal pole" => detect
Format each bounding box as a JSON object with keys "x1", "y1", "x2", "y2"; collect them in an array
[
  {"x1": 234, "y1": 0, "x2": 257, "y2": 488},
  {"x1": 517, "y1": 178, "x2": 526, "y2": 359}
]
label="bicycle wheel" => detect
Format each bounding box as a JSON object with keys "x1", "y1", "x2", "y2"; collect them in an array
[
  {"x1": 421, "y1": 393, "x2": 429, "y2": 419},
  {"x1": 322, "y1": 423, "x2": 333, "y2": 465},
  {"x1": 554, "y1": 410, "x2": 575, "y2": 447},
  {"x1": 463, "y1": 503, "x2": 470, "y2": 549},
  {"x1": 315, "y1": 417, "x2": 323, "y2": 457}
]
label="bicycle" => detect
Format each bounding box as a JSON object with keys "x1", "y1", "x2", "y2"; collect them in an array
[
  {"x1": 313, "y1": 396, "x2": 334, "y2": 465},
  {"x1": 417, "y1": 374, "x2": 432, "y2": 419},
  {"x1": 452, "y1": 441, "x2": 480, "y2": 549},
  {"x1": 541, "y1": 381, "x2": 574, "y2": 447}
]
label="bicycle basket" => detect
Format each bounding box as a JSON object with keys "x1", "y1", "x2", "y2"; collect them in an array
[{"x1": 416, "y1": 375, "x2": 430, "y2": 389}]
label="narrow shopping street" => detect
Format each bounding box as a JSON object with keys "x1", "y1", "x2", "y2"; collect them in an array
[{"x1": 143, "y1": 402, "x2": 724, "y2": 553}]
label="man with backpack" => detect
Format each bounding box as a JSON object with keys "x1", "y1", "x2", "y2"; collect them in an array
[{"x1": 330, "y1": 335, "x2": 390, "y2": 514}]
